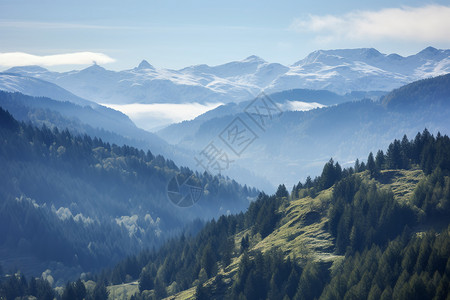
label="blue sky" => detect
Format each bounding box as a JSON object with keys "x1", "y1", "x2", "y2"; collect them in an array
[{"x1": 1, "y1": 0, "x2": 450, "y2": 71}]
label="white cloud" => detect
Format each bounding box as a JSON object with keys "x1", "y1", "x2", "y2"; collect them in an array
[
  {"x1": 102, "y1": 102, "x2": 223, "y2": 131},
  {"x1": 280, "y1": 101, "x2": 326, "y2": 112},
  {"x1": 290, "y1": 5, "x2": 450, "y2": 43},
  {"x1": 0, "y1": 51, "x2": 115, "y2": 67}
]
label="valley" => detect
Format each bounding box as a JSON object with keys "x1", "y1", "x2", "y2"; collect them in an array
[{"x1": 0, "y1": 47, "x2": 449, "y2": 300}]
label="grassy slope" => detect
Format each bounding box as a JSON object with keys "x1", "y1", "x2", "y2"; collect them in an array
[
  {"x1": 253, "y1": 189, "x2": 336, "y2": 262},
  {"x1": 372, "y1": 168, "x2": 424, "y2": 204},
  {"x1": 107, "y1": 282, "x2": 139, "y2": 300},
  {"x1": 109, "y1": 168, "x2": 425, "y2": 300}
]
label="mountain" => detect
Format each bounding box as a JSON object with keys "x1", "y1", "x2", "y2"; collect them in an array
[
  {"x1": 0, "y1": 108, "x2": 258, "y2": 284},
  {"x1": 0, "y1": 89, "x2": 180, "y2": 161},
  {"x1": 136, "y1": 60, "x2": 155, "y2": 70},
  {"x1": 157, "y1": 88, "x2": 386, "y2": 146},
  {"x1": 43, "y1": 131, "x2": 450, "y2": 299},
  {"x1": 267, "y1": 88, "x2": 385, "y2": 106},
  {"x1": 0, "y1": 73, "x2": 199, "y2": 175},
  {"x1": 5, "y1": 47, "x2": 450, "y2": 105},
  {"x1": 0, "y1": 87, "x2": 274, "y2": 191},
  {"x1": 157, "y1": 74, "x2": 450, "y2": 189},
  {"x1": 276, "y1": 47, "x2": 450, "y2": 94},
  {"x1": 382, "y1": 73, "x2": 450, "y2": 110},
  {"x1": 0, "y1": 72, "x2": 95, "y2": 107}
]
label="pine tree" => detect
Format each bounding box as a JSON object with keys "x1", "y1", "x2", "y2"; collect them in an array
[
  {"x1": 62, "y1": 282, "x2": 76, "y2": 300},
  {"x1": 74, "y1": 279, "x2": 86, "y2": 300},
  {"x1": 367, "y1": 152, "x2": 378, "y2": 178},
  {"x1": 240, "y1": 235, "x2": 249, "y2": 253},
  {"x1": 375, "y1": 150, "x2": 385, "y2": 170},
  {"x1": 276, "y1": 184, "x2": 289, "y2": 198},
  {"x1": 321, "y1": 158, "x2": 338, "y2": 189},
  {"x1": 138, "y1": 268, "x2": 154, "y2": 292},
  {"x1": 354, "y1": 158, "x2": 361, "y2": 172},
  {"x1": 92, "y1": 281, "x2": 109, "y2": 300},
  {"x1": 153, "y1": 277, "x2": 167, "y2": 299},
  {"x1": 195, "y1": 283, "x2": 209, "y2": 300}
]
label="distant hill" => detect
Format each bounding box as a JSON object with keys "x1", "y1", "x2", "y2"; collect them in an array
[
  {"x1": 0, "y1": 89, "x2": 274, "y2": 191},
  {"x1": 157, "y1": 75, "x2": 450, "y2": 189},
  {"x1": 266, "y1": 88, "x2": 384, "y2": 106},
  {"x1": 0, "y1": 90, "x2": 190, "y2": 167},
  {"x1": 382, "y1": 73, "x2": 450, "y2": 110},
  {"x1": 158, "y1": 88, "x2": 386, "y2": 145}
]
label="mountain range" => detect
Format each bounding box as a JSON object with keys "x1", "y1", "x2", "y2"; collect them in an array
[
  {"x1": 0, "y1": 73, "x2": 274, "y2": 190},
  {"x1": 3, "y1": 47, "x2": 450, "y2": 105},
  {"x1": 1, "y1": 48, "x2": 450, "y2": 191},
  {"x1": 0, "y1": 74, "x2": 174, "y2": 158},
  {"x1": 158, "y1": 74, "x2": 450, "y2": 188}
]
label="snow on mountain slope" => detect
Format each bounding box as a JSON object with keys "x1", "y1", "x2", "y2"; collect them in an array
[
  {"x1": 266, "y1": 47, "x2": 450, "y2": 94},
  {"x1": 5, "y1": 47, "x2": 450, "y2": 105},
  {"x1": 0, "y1": 72, "x2": 96, "y2": 107},
  {"x1": 0, "y1": 73, "x2": 157, "y2": 143}
]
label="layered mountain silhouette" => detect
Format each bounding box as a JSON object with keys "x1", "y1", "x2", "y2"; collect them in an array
[{"x1": 4, "y1": 47, "x2": 450, "y2": 104}]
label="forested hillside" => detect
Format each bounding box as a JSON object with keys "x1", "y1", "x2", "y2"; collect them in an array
[
  {"x1": 157, "y1": 74, "x2": 450, "y2": 190},
  {"x1": 0, "y1": 91, "x2": 177, "y2": 161},
  {"x1": 0, "y1": 107, "x2": 257, "y2": 284},
  {"x1": 18, "y1": 129, "x2": 448, "y2": 299},
  {"x1": 382, "y1": 73, "x2": 450, "y2": 110}
]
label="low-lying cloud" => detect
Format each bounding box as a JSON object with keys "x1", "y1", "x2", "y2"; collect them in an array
[
  {"x1": 290, "y1": 5, "x2": 450, "y2": 43},
  {"x1": 0, "y1": 51, "x2": 115, "y2": 67},
  {"x1": 102, "y1": 102, "x2": 223, "y2": 131},
  {"x1": 281, "y1": 101, "x2": 326, "y2": 112}
]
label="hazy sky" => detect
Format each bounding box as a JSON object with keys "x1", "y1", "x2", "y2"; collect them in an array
[{"x1": 1, "y1": 0, "x2": 450, "y2": 71}]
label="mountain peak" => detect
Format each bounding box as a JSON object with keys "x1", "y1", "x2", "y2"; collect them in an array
[
  {"x1": 360, "y1": 48, "x2": 382, "y2": 58},
  {"x1": 5, "y1": 65, "x2": 49, "y2": 74},
  {"x1": 136, "y1": 59, "x2": 154, "y2": 70},
  {"x1": 324, "y1": 48, "x2": 384, "y2": 59},
  {"x1": 293, "y1": 48, "x2": 385, "y2": 66},
  {"x1": 82, "y1": 63, "x2": 106, "y2": 73},
  {"x1": 417, "y1": 46, "x2": 440, "y2": 56},
  {"x1": 243, "y1": 55, "x2": 266, "y2": 63}
]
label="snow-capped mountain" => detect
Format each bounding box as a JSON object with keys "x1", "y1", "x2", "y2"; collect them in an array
[
  {"x1": 0, "y1": 72, "x2": 96, "y2": 107},
  {"x1": 266, "y1": 47, "x2": 450, "y2": 93},
  {"x1": 4, "y1": 47, "x2": 450, "y2": 105}
]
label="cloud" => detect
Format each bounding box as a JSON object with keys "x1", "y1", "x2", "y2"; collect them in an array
[
  {"x1": 0, "y1": 51, "x2": 115, "y2": 67},
  {"x1": 280, "y1": 101, "x2": 326, "y2": 112},
  {"x1": 290, "y1": 5, "x2": 450, "y2": 43},
  {"x1": 102, "y1": 102, "x2": 223, "y2": 131}
]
